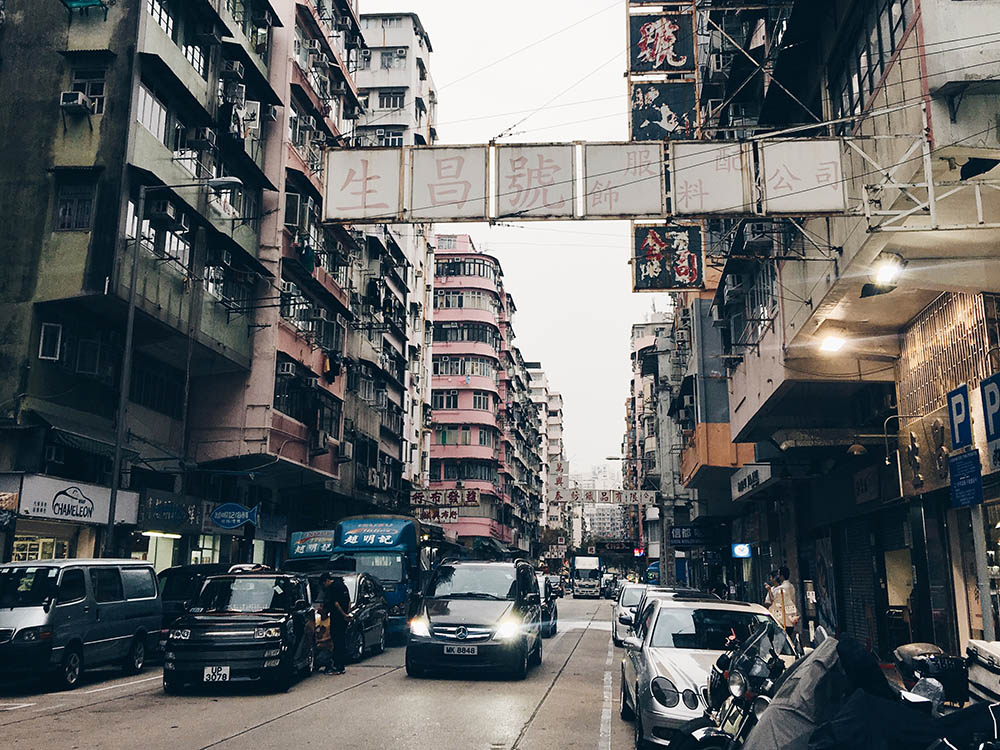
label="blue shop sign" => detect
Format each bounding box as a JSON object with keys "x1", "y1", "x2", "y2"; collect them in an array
[
  {"x1": 208, "y1": 502, "x2": 259, "y2": 530},
  {"x1": 290, "y1": 530, "x2": 337, "y2": 558},
  {"x1": 950, "y1": 450, "x2": 983, "y2": 509},
  {"x1": 338, "y1": 519, "x2": 409, "y2": 548}
]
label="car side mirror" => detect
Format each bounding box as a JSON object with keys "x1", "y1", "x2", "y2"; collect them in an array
[
  {"x1": 294, "y1": 598, "x2": 308, "y2": 611},
  {"x1": 623, "y1": 636, "x2": 643, "y2": 651},
  {"x1": 618, "y1": 613, "x2": 633, "y2": 626}
]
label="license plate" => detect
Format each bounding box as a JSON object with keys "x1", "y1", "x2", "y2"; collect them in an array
[
  {"x1": 203, "y1": 666, "x2": 230, "y2": 682},
  {"x1": 444, "y1": 645, "x2": 478, "y2": 656}
]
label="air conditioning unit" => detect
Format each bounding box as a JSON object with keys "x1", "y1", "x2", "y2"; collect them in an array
[
  {"x1": 301, "y1": 115, "x2": 317, "y2": 131},
  {"x1": 683, "y1": 395, "x2": 695, "y2": 408},
  {"x1": 746, "y1": 222, "x2": 770, "y2": 237},
  {"x1": 306, "y1": 376, "x2": 320, "y2": 389},
  {"x1": 281, "y1": 280, "x2": 296, "y2": 295},
  {"x1": 222, "y1": 60, "x2": 245, "y2": 80},
  {"x1": 710, "y1": 53, "x2": 733, "y2": 75},
  {"x1": 206, "y1": 248, "x2": 233, "y2": 267},
  {"x1": 360, "y1": 49, "x2": 371, "y2": 60},
  {"x1": 675, "y1": 330, "x2": 690, "y2": 345},
  {"x1": 335, "y1": 18, "x2": 351, "y2": 31},
  {"x1": 335, "y1": 440, "x2": 354, "y2": 462},
  {"x1": 147, "y1": 200, "x2": 179, "y2": 227},
  {"x1": 224, "y1": 82, "x2": 246, "y2": 107},
  {"x1": 186, "y1": 126, "x2": 217, "y2": 150},
  {"x1": 396, "y1": 48, "x2": 407, "y2": 57},
  {"x1": 309, "y1": 307, "x2": 328, "y2": 321},
  {"x1": 311, "y1": 131, "x2": 327, "y2": 145},
  {"x1": 277, "y1": 362, "x2": 296, "y2": 377},
  {"x1": 308, "y1": 40, "x2": 323, "y2": 54},
  {"x1": 44, "y1": 444, "x2": 65, "y2": 465},
  {"x1": 177, "y1": 213, "x2": 192, "y2": 234},
  {"x1": 195, "y1": 24, "x2": 223, "y2": 46},
  {"x1": 375, "y1": 128, "x2": 385, "y2": 136},
  {"x1": 310, "y1": 430, "x2": 330, "y2": 455},
  {"x1": 711, "y1": 304, "x2": 726, "y2": 327},
  {"x1": 265, "y1": 104, "x2": 280, "y2": 122},
  {"x1": 677, "y1": 408, "x2": 691, "y2": 423},
  {"x1": 60, "y1": 91, "x2": 93, "y2": 115}
]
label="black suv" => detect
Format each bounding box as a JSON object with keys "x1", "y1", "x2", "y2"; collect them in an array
[
  {"x1": 405, "y1": 559, "x2": 543, "y2": 679},
  {"x1": 163, "y1": 572, "x2": 315, "y2": 693}
]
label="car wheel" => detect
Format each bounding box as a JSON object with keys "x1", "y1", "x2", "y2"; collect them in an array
[
  {"x1": 348, "y1": 627, "x2": 365, "y2": 662},
  {"x1": 549, "y1": 618, "x2": 557, "y2": 636},
  {"x1": 405, "y1": 654, "x2": 424, "y2": 678},
  {"x1": 511, "y1": 643, "x2": 529, "y2": 680},
  {"x1": 163, "y1": 676, "x2": 184, "y2": 695},
  {"x1": 273, "y1": 657, "x2": 296, "y2": 692},
  {"x1": 301, "y1": 644, "x2": 316, "y2": 676},
  {"x1": 122, "y1": 636, "x2": 146, "y2": 675},
  {"x1": 530, "y1": 634, "x2": 542, "y2": 666},
  {"x1": 374, "y1": 623, "x2": 386, "y2": 654},
  {"x1": 620, "y1": 675, "x2": 634, "y2": 720},
  {"x1": 55, "y1": 646, "x2": 83, "y2": 690},
  {"x1": 635, "y1": 707, "x2": 648, "y2": 750}
]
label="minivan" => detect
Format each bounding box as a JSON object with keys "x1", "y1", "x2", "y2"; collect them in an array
[{"x1": 0, "y1": 559, "x2": 162, "y2": 689}]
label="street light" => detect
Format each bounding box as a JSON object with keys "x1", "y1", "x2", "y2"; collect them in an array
[{"x1": 104, "y1": 177, "x2": 243, "y2": 557}]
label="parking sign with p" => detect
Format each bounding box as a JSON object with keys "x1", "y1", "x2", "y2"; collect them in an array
[
  {"x1": 981, "y1": 373, "x2": 1000, "y2": 471},
  {"x1": 948, "y1": 384, "x2": 972, "y2": 450}
]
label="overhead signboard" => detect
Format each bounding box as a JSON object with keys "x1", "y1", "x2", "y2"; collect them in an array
[
  {"x1": 324, "y1": 148, "x2": 402, "y2": 221},
  {"x1": 633, "y1": 223, "x2": 703, "y2": 291},
  {"x1": 670, "y1": 142, "x2": 752, "y2": 215},
  {"x1": 760, "y1": 139, "x2": 847, "y2": 214},
  {"x1": 411, "y1": 488, "x2": 481, "y2": 507},
  {"x1": 415, "y1": 507, "x2": 460, "y2": 524},
  {"x1": 628, "y1": 12, "x2": 695, "y2": 75},
  {"x1": 630, "y1": 83, "x2": 696, "y2": 141},
  {"x1": 731, "y1": 464, "x2": 775, "y2": 501},
  {"x1": 17, "y1": 474, "x2": 138, "y2": 526},
  {"x1": 583, "y1": 142, "x2": 665, "y2": 217},
  {"x1": 495, "y1": 144, "x2": 575, "y2": 219},
  {"x1": 408, "y1": 146, "x2": 489, "y2": 220},
  {"x1": 668, "y1": 524, "x2": 729, "y2": 548}
]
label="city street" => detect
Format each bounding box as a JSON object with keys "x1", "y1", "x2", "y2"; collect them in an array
[{"x1": 1, "y1": 598, "x2": 632, "y2": 750}]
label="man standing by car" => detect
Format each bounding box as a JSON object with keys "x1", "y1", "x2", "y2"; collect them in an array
[
  {"x1": 765, "y1": 566, "x2": 799, "y2": 636},
  {"x1": 320, "y1": 573, "x2": 351, "y2": 675}
]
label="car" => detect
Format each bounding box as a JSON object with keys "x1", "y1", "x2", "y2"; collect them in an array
[
  {"x1": 620, "y1": 597, "x2": 784, "y2": 748},
  {"x1": 163, "y1": 571, "x2": 315, "y2": 693},
  {"x1": 157, "y1": 563, "x2": 231, "y2": 650},
  {"x1": 629, "y1": 586, "x2": 719, "y2": 629},
  {"x1": 405, "y1": 559, "x2": 543, "y2": 679},
  {"x1": 0, "y1": 559, "x2": 161, "y2": 689},
  {"x1": 612, "y1": 583, "x2": 647, "y2": 646},
  {"x1": 536, "y1": 573, "x2": 559, "y2": 637},
  {"x1": 546, "y1": 574, "x2": 564, "y2": 598},
  {"x1": 305, "y1": 571, "x2": 388, "y2": 662}
]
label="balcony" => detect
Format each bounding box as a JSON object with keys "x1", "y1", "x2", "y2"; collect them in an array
[{"x1": 679, "y1": 422, "x2": 754, "y2": 497}]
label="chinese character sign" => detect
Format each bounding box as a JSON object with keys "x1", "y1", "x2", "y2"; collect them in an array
[
  {"x1": 496, "y1": 144, "x2": 575, "y2": 218},
  {"x1": 633, "y1": 224, "x2": 703, "y2": 291},
  {"x1": 409, "y1": 146, "x2": 489, "y2": 220},
  {"x1": 583, "y1": 143, "x2": 665, "y2": 217},
  {"x1": 760, "y1": 140, "x2": 846, "y2": 214},
  {"x1": 630, "y1": 83, "x2": 695, "y2": 142},
  {"x1": 671, "y1": 142, "x2": 751, "y2": 215},
  {"x1": 629, "y1": 13, "x2": 695, "y2": 74},
  {"x1": 324, "y1": 149, "x2": 402, "y2": 221}
]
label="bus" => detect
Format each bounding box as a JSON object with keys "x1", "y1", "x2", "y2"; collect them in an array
[{"x1": 284, "y1": 515, "x2": 466, "y2": 637}]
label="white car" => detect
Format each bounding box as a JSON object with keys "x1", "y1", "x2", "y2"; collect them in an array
[
  {"x1": 620, "y1": 597, "x2": 782, "y2": 748},
  {"x1": 612, "y1": 583, "x2": 647, "y2": 645}
]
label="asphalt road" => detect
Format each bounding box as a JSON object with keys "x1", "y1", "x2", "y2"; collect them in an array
[{"x1": 1, "y1": 597, "x2": 635, "y2": 750}]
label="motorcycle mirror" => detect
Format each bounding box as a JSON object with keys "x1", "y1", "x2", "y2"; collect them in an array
[{"x1": 622, "y1": 636, "x2": 642, "y2": 651}]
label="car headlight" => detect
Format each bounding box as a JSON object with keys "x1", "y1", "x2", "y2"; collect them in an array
[
  {"x1": 728, "y1": 671, "x2": 747, "y2": 699},
  {"x1": 494, "y1": 619, "x2": 521, "y2": 641},
  {"x1": 388, "y1": 602, "x2": 408, "y2": 616},
  {"x1": 169, "y1": 628, "x2": 191, "y2": 640},
  {"x1": 14, "y1": 627, "x2": 52, "y2": 642},
  {"x1": 254, "y1": 626, "x2": 282, "y2": 639},
  {"x1": 682, "y1": 689, "x2": 699, "y2": 710},
  {"x1": 409, "y1": 616, "x2": 431, "y2": 638},
  {"x1": 650, "y1": 677, "x2": 680, "y2": 708}
]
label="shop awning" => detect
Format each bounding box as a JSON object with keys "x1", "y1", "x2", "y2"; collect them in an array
[{"x1": 30, "y1": 410, "x2": 139, "y2": 460}]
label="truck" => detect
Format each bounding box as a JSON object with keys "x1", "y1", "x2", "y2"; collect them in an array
[{"x1": 572, "y1": 555, "x2": 602, "y2": 598}]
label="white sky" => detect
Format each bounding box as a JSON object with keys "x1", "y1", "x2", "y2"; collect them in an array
[{"x1": 362, "y1": 0, "x2": 671, "y2": 473}]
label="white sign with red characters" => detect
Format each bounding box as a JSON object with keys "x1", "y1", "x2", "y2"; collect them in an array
[{"x1": 410, "y1": 488, "x2": 481, "y2": 507}]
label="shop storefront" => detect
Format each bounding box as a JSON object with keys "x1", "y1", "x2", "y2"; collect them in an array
[
  {"x1": 199, "y1": 501, "x2": 288, "y2": 568},
  {"x1": 132, "y1": 491, "x2": 206, "y2": 572},
  {"x1": 3, "y1": 473, "x2": 138, "y2": 561}
]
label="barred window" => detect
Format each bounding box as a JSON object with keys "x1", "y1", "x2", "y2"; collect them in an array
[
  {"x1": 147, "y1": 0, "x2": 175, "y2": 38},
  {"x1": 72, "y1": 69, "x2": 106, "y2": 114}
]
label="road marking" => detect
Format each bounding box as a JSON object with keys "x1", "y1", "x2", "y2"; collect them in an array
[
  {"x1": 83, "y1": 675, "x2": 161, "y2": 694},
  {"x1": 600, "y1": 638, "x2": 614, "y2": 750},
  {"x1": 0, "y1": 703, "x2": 36, "y2": 711},
  {"x1": 32, "y1": 703, "x2": 65, "y2": 712}
]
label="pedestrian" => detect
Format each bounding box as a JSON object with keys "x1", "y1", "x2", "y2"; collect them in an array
[
  {"x1": 765, "y1": 565, "x2": 800, "y2": 636},
  {"x1": 319, "y1": 572, "x2": 352, "y2": 675}
]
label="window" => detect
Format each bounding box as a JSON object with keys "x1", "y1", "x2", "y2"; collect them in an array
[
  {"x1": 358, "y1": 53, "x2": 371, "y2": 70},
  {"x1": 380, "y1": 51, "x2": 394, "y2": 69},
  {"x1": 479, "y1": 428, "x2": 495, "y2": 447},
  {"x1": 473, "y1": 391, "x2": 492, "y2": 410},
  {"x1": 377, "y1": 129, "x2": 404, "y2": 147},
  {"x1": 436, "y1": 426, "x2": 458, "y2": 445},
  {"x1": 146, "y1": 0, "x2": 175, "y2": 38},
  {"x1": 461, "y1": 426, "x2": 471, "y2": 445},
  {"x1": 56, "y1": 183, "x2": 96, "y2": 231},
  {"x1": 381, "y1": 16, "x2": 402, "y2": 28},
  {"x1": 432, "y1": 389, "x2": 459, "y2": 409},
  {"x1": 131, "y1": 353, "x2": 184, "y2": 419},
  {"x1": 38, "y1": 323, "x2": 63, "y2": 361},
  {"x1": 136, "y1": 84, "x2": 168, "y2": 143},
  {"x1": 72, "y1": 69, "x2": 106, "y2": 114},
  {"x1": 378, "y1": 91, "x2": 405, "y2": 109},
  {"x1": 90, "y1": 568, "x2": 124, "y2": 603},
  {"x1": 121, "y1": 568, "x2": 157, "y2": 600},
  {"x1": 437, "y1": 236, "x2": 456, "y2": 249},
  {"x1": 57, "y1": 569, "x2": 86, "y2": 604}
]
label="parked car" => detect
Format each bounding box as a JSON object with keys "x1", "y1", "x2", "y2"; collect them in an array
[
  {"x1": 162, "y1": 571, "x2": 315, "y2": 693},
  {"x1": 612, "y1": 583, "x2": 647, "y2": 646},
  {"x1": 629, "y1": 586, "x2": 719, "y2": 629},
  {"x1": 156, "y1": 563, "x2": 231, "y2": 650},
  {"x1": 546, "y1": 574, "x2": 564, "y2": 598},
  {"x1": 536, "y1": 573, "x2": 559, "y2": 637},
  {"x1": 305, "y1": 571, "x2": 389, "y2": 662},
  {"x1": 405, "y1": 559, "x2": 543, "y2": 679},
  {"x1": 0, "y1": 559, "x2": 161, "y2": 689},
  {"x1": 619, "y1": 597, "x2": 782, "y2": 748}
]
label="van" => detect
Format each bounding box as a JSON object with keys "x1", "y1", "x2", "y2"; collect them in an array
[{"x1": 0, "y1": 559, "x2": 162, "y2": 689}]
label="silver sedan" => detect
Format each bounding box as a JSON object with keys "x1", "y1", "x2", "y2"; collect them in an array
[
  {"x1": 620, "y1": 597, "x2": 777, "y2": 748},
  {"x1": 612, "y1": 583, "x2": 647, "y2": 645}
]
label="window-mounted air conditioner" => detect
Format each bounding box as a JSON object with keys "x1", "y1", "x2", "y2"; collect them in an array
[
  {"x1": 265, "y1": 104, "x2": 280, "y2": 122},
  {"x1": 60, "y1": 91, "x2": 93, "y2": 115},
  {"x1": 277, "y1": 362, "x2": 296, "y2": 377},
  {"x1": 206, "y1": 248, "x2": 233, "y2": 267},
  {"x1": 360, "y1": 49, "x2": 372, "y2": 60},
  {"x1": 306, "y1": 376, "x2": 320, "y2": 389},
  {"x1": 195, "y1": 24, "x2": 223, "y2": 47},
  {"x1": 186, "y1": 126, "x2": 217, "y2": 150},
  {"x1": 222, "y1": 60, "x2": 245, "y2": 81},
  {"x1": 396, "y1": 48, "x2": 407, "y2": 57},
  {"x1": 147, "y1": 200, "x2": 179, "y2": 227},
  {"x1": 336, "y1": 440, "x2": 354, "y2": 461}
]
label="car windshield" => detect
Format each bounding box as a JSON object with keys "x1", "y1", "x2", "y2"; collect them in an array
[
  {"x1": 193, "y1": 577, "x2": 293, "y2": 613},
  {"x1": 0, "y1": 566, "x2": 58, "y2": 608},
  {"x1": 649, "y1": 608, "x2": 772, "y2": 651},
  {"x1": 620, "y1": 586, "x2": 645, "y2": 607},
  {"x1": 577, "y1": 569, "x2": 601, "y2": 580},
  {"x1": 351, "y1": 552, "x2": 404, "y2": 584},
  {"x1": 428, "y1": 565, "x2": 516, "y2": 600},
  {"x1": 158, "y1": 570, "x2": 209, "y2": 602}
]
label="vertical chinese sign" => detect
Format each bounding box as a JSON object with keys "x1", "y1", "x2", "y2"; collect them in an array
[
  {"x1": 628, "y1": 11, "x2": 696, "y2": 75},
  {"x1": 495, "y1": 144, "x2": 575, "y2": 219},
  {"x1": 630, "y1": 82, "x2": 696, "y2": 142},
  {"x1": 324, "y1": 149, "x2": 403, "y2": 222},
  {"x1": 632, "y1": 223, "x2": 703, "y2": 291}
]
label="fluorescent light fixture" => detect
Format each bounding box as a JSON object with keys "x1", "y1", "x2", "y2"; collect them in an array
[
  {"x1": 874, "y1": 254, "x2": 904, "y2": 286},
  {"x1": 820, "y1": 335, "x2": 846, "y2": 353},
  {"x1": 141, "y1": 530, "x2": 182, "y2": 540}
]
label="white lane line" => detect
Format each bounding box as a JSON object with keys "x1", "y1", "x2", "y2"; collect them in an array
[
  {"x1": 0, "y1": 703, "x2": 36, "y2": 711},
  {"x1": 83, "y1": 675, "x2": 161, "y2": 694},
  {"x1": 32, "y1": 703, "x2": 65, "y2": 712},
  {"x1": 600, "y1": 637, "x2": 614, "y2": 750}
]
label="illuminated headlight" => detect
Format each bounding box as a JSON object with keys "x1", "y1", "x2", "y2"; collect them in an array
[
  {"x1": 264, "y1": 648, "x2": 281, "y2": 658},
  {"x1": 409, "y1": 617, "x2": 431, "y2": 638},
  {"x1": 254, "y1": 626, "x2": 282, "y2": 639},
  {"x1": 494, "y1": 620, "x2": 521, "y2": 641},
  {"x1": 263, "y1": 658, "x2": 281, "y2": 668},
  {"x1": 728, "y1": 671, "x2": 747, "y2": 699},
  {"x1": 651, "y1": 677, "x2": 680, "y2": 708},
  {"x1": 169, "y1": 628, "x2": 191, "y2": 640}
]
